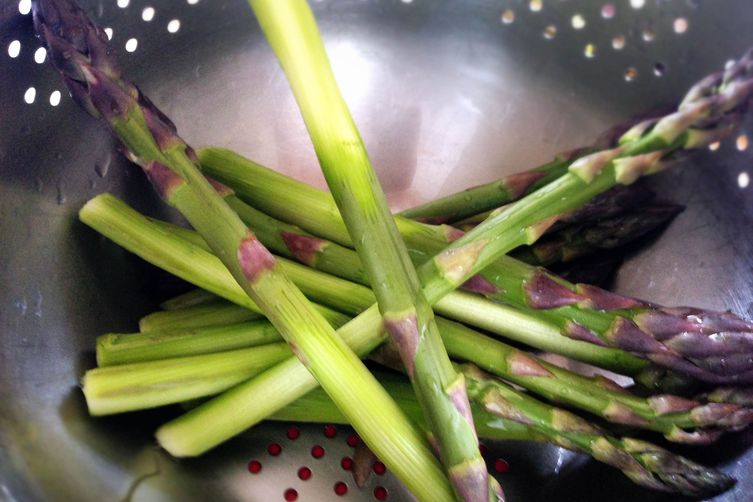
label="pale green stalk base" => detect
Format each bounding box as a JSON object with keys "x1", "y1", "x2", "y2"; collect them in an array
[{"x1": 83, "y1": 344, "x2": 291, "y2": 415}]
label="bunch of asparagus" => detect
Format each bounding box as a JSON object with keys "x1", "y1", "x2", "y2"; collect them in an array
[{"x1": 34, "y1": 0, "x2": 753, "y2": 500}]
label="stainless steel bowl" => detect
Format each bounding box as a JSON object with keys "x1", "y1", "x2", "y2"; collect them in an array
[{"x1": 2, "y1": 0, "x2": 753, "y2": 500}]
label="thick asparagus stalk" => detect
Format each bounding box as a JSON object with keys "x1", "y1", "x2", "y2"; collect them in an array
[
  {"x1": 83, "y1": 344, "x2": 291, "y2": 415},
  {"x1": 247, "y1": 2, "x2": 490, "y2": 500},
  {"x1": 35, "y1": 2, "x2": 453, "y2": 499}
]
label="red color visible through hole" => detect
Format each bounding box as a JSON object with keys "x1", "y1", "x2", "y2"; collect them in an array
[
  {"x1": 284, "y1": 488, "x2": 298, "y2": 501},
  {"x1": 479, "y1": 443, "x2": 488, "y2": 456},
  {"x1": 346, "y1": 434, "x2": 360, "y2": 447},
  {"x1": 247, "y1": 460, "x2": 262, "y2": 474},
  {"x1": 287, "y1": 426, "x2": 300, "y2": 440},
  {"x1": 268, "y1": 443, "x2": 282, "y2": 456},
  {"x1": 340, "y1": 456, "x2": 353, "y2": 471},
  {"x1": 334, "y1": 481, "x2": 348, "y2": 496},
  {"x1": 495, "y1": 458, "x2": 510, "y2": 473},
  {"x1": 323, "y1": 424, "x2": 337, "y2": 438},
  {"x1": 373, "y1": 461, "x2": 386, "y2": 476},
  {"x1": 297, "y1": 466, "x2": 312, "y2": 481},
  {"x1": 374, "y1": 486, "x2": 389, "y2": 500},
  {"x1": 311, "y1": 445, "x2": 325, "y2": 459}
]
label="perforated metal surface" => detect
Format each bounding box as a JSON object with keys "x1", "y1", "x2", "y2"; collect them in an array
[{"x1": 2, "y1": 1, "x2": 753, "y2": 501}]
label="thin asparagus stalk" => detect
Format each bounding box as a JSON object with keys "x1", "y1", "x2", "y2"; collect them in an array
[
  {"x1": 273, "y1": 370, "x2": 735, "y2": 498},
  {"x1": 247, "y1": 2, "x2": 490, "y2": 499},
  {"x1": 83, "y1": 344, "x2": 291, "y2": 415},
  {"x1": 459, "y1": 365, "x2": 735, "y2": 498},
  {"x1": 399, "y1": 114, "x2": 657, "y2": 226},
  {"x1": 35, "y1": 3, "x2": 453, "y2": 499},
  {"x1": 100, "y1": 320, "x2": 299, "y2": 366},
  {"x1": 399, "y1": 155, "x2": 576, "y2": 224},
  {"x1": 160, "y1": 289, "x2": 219, "y2": 310},
  {"x1": 140, "y1": 302, "x2": 264, "y2": 332}
]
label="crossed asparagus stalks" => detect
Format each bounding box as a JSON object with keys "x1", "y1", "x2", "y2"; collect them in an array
[{"x1": 35, "y1": 0, "x2": 753, "y2": 499}]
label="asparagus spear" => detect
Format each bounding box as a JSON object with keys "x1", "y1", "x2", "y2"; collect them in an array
[
  {"x1": 84, "y1": 344, "x2": 291, "y2": 415},
  {"x1": 510, "y1": 201, "x2": 683, "y2": 266},
  {"x1": 399, "y1": 155, "x2": 577, "y2": 224},
  {"x1": 246, "y1": 2, "x2": 490, "y2": 500},
  {"x1": 274, "y1": 378, "x2": 733, "y2": 498},
  {"x1": 85, "y1": 202, "x2": 753, "y2": 443},
  {"x1": 98, "y1": 290, "x2": 753, "y2": 443},
  {"x1": 140, "y1": 302, "x2": 264, "y2": 332},
  {"x1": 99, "y1": 320, "x2": 337, "y2": 367},
  {"x1": 200, "y1": 97, "x2": 753, "y2": 385},
  {"x1": 84, "y1": 196, "x2": 645, "y2": 374},
  {"x1": 34, "y1": 2, "x2": 454, "y2": 499},
  {"x1": 201, "y1": 147, "x2": 753, "y2": 383},
  {"x1": 398, "y1": 110, "x2": 665, "y2": 225}
]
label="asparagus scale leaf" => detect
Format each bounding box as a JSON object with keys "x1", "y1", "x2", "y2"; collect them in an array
[{"x1": 34, "y1": 2, "x2": 455, "y2": 500}]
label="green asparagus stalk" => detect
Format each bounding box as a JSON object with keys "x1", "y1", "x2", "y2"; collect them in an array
[
  {"x1": 279, "y1": 368, "x2": 734, "y2": 498},
  {"x1": 399, "y1": 155, "x2": 576, "y2": 224},
  {"x1": 146, "y1": 189, "x2": 646, "y2": 373},
  {"x1": 160, "y1": 288, "x2": 220, "y2": 310},
  {"x1": 246, "y1": 2, "x2": 490, "y2": 499},
  {"x1": 83, "y1": 344, "x2": 291, "y2": 415},
  {"x1": 86, "y1": 196, "x2": 645, "y2": 376},
  {"x1": 140, "y1": 302, "x2": 264, "y2": 332},
  {"x1": 199, "y1": 149, "x2": 753, "y2": 384},
  {"x1": 99, "y1": 319, "x2": 344, "y2": 366},
  {"x1": 399, "y1": 114, "x2": 657, "y2": 226},
  {"x1": 86, "y1": 198, "x2": 753, "y2": 442},
  {"x1": 106, "y1": 291, "x2": 753, "y2": 443},
  {"x1": 35, "y1": 3, "x2": 454, "y2": 499}
]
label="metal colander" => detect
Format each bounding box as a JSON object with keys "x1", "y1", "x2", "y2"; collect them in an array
[{"x1": 2, "y1": 0, "x2": 753, "y2": 500}]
